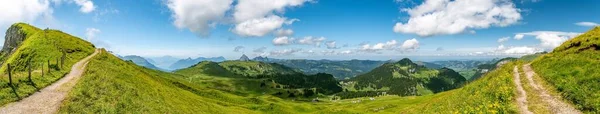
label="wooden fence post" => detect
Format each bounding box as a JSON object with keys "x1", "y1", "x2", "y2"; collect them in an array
[{"x1": 8, "y1": 63, "x2": 12, "y2": 85}]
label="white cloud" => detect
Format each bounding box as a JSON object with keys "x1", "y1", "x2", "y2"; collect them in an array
[
  {"x1": 338, "y1": 50, "x2": 353, "y2": 55},
  {"x1": 269, "y1": 48, "x2": 302, "y2": 56},
  {"x1": 166, "y1": 0, "x2": 233, "y2": 36},
  {"x1": 515, "y1": 31, "x2": 581, "y2": 49},
  {"x1": 85, "y1": 28, "x2": 100, "y2": 40},
  {"x1": 514, "y1": 34, "x2": 524, "y2": 40},
  {"x1": 325, "y1": 41, "x2": 339, "y2": 49},
  {"x1": 233, "y1": 15, "x2": 291, "y2": 37},
  {"x1": 274, "y1": 28, "x2": 294, "y2": 37},
  {"x1": 400, "y1": 38, "x2": 419, "y2": 50},
  {"x1": 0, "y1": 0, "x2": 53, "y2": 27},
  {"x1": 273, "y1": 36, "x2": 294, "y2": 46},
  {"x1": 575, "y1": 22, "x2": 599, "y2": 27},
  {"x1": 393, "y1": 0, "x2": 522, "y2": 36},
  {"x1": 502, "y1": 46, "x2": 542, "y2": 54},
  {"x1": 233, "y1": 46, "x2": 244, "y2": 52},
  {"x1": 497, "y1": 37, "x2": 509, "y2": 43},
  {"x1": 73, "y1": 0, "x2": 95, "y2": 13},
  {"x1": 233, "y1": 0, "x2": 309, "y2": 23},
  {"x1": 231, "y1": 0, "x2": 310, "y2": 37},
  {"x1": 497, "y1": 44, "x2": 505, "y2": 50},
  {"x1": 359, "y1": 40, "x2": 398, "y2": 52},
  {"x1": 297, "y1": 36, "x2": 326, "y2": 46}
]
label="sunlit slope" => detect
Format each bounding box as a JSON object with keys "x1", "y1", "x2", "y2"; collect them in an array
[
  {"x1": 60, "y1": 50, "x2": 330, "y2": 113},
  {"x1": 0, "y1": 23, "x2": 95, "y2": 106},
  {"x1": 531, "y1": 26, "x2": 600, "y2": 113},
  {"x1": 346, "y1": 58, "x2": 466, "y2": 97}
]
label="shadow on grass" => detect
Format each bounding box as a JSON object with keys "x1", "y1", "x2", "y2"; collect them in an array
[
  {"x1": 9, "y1": 84, "x2": 20, "y2": 99},
  {"x1": 29, "y1": 80, "x2": 39, "y2": 92}
]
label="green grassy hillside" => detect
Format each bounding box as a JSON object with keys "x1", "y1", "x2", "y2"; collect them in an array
[
  {"x1": 0, "y1": 23, "x2": 95, "y2": 106},
  {"x1": 60, "y1": 49, "x2": 341, "y2": 113},
  {"x1": 174, "y1": 61, "x2": 237, "y2": 77},
  {"x1": 343, "y1": 58, "x2": 466, "y2": 98},
  {"x1": 531, "y1": 26, "x2": 600, "y2": 113}
]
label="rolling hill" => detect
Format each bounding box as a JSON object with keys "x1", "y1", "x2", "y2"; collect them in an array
[
  {"x1": 342, "y1": 58, "x2": 466, "y2": 98},
  {"x1": 168, "y1": 56, "x2": 226, "y2": 70},
  {"x1": 531, "y1": 26, "x2": 600, "y2": 113}
]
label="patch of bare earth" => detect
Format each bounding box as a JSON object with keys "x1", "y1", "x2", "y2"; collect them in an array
[
  {"x1": 513, "y1": 66, "x2": 533, "y2": 114},
  {"x1": 523, "y1": 64, "x2": 581, "y2": 114}
]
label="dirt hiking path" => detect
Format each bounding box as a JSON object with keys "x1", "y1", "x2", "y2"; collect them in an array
[
  {"x1": 513, "y1": 66, "x2": 533, "y2": 114},
  {"x1": 0, "y1": 49, "x2": 100, "y2": 114},
  {"x1": 522, "y1": 64, "x2": 581, "y2": 114}
]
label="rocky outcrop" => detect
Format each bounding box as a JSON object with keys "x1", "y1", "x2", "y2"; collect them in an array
[{"x1": 1, "y1": 25, "x2": 27, "y2": 54}]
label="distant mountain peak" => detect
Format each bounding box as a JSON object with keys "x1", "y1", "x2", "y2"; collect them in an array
[
  {"x1": 239, "y1": 54, "x2": 250, "y2": 61},
  {"x1": 396, "y1": 58, "x2": 415, "y2": 65}
]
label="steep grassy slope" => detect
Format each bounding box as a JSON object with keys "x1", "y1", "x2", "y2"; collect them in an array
[
  {"x1": 344, "y1": 58, "x2": 466, "y2": 98},
  {"x1": 60, "y1": 50, "x2": 331, "y2": 113},
  {"x1": 531, "y1": 27, "x2": 600, "y2": 113},
  {"x1": 0, "y1": 23, "x2": 95, "y2": 106}
]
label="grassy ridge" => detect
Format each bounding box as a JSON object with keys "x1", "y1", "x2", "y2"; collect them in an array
[
  {"x1": 0, "y1": 23, "x2": 95, "y2": 106},
  {"x1": 531, "y1": 27, "x2": 600, "y2": 113}
]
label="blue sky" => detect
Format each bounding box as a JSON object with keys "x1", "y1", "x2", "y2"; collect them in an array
[{"x1": 0, "y1": 0, "x2": 599, "y2": 61}]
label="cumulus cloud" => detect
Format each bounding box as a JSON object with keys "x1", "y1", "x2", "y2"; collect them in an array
[
  {"x1": 338, "y1": 50, "x2": 353, "y2": 55},
  {"x1": 393, "y1": 0, "x2": 522, "y2": 36},
  {"x1": 233, "y1": 16, "x2": 296, "y2": 37},
  {"x1": 231, "y1": 0, "x2": 310, "y2": 37},
  {"x1": 272, "y1": 36, "x2": 294, "y2": 45},
  {"x1": 514, "y1": 34, "x2": 524, "y2": 40},
  {"x1": 0, "y1": 0, "x2": 53, "y2": 27},
  {"x1": 297, "y1": 36, "x2": 326, "y2": 46},
  {"x1": 575, "y1": 22, "x2": 599, "y2": 27},
  {"x1": 359, "y1": 40, "x2": 398, "y2": 52},
  {"x1": 233, "y1": 46, "x2": 245, "y2": 52},
  {"x1": 400, "y1": 38, "x2": 419, "y2": 50},
  {"x1": 515, "y1": 31, "x2": 581, "y2": 49},
  {"x1": 166, "y1": 0, "x2": 233, "y2": 36},
  {"x1": 274, "y1": 28, "x2": 294, "y2": 37},
  {"x1": 233, "y1": 0, "x2": 309, "y2": 22},
  {"x1": 497, "y1": 37, "x2": 510, "y2": 43},
  {"x1": 73, "y1": 0, "x2": 95, "y2": 13},
  {"x1": 85, "y1": 28, "x2": 100, "y2": 40},
  {"x1": 325, "y1": 41, "x2": 339, "y2": 49},
  {"x1": 269, "y1": 48, "x2": 302, "y2": 56}
]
